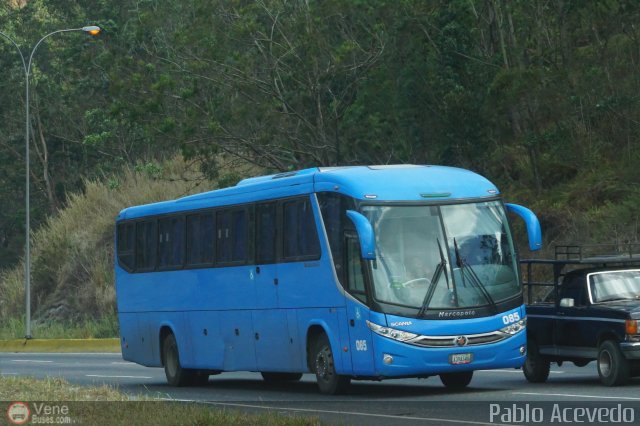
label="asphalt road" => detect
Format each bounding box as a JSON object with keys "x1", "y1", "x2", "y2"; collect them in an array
[{"x1": 2, "y1": 353, "x2": 640, "y2": 425}]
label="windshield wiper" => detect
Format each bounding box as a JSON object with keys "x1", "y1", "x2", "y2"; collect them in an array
[
  {"x1": 453, "y1": 238, "x2": 498, "y2": 313},
  {"x1": 417, "y1": 239, "x2": 448, "y2": 317}
]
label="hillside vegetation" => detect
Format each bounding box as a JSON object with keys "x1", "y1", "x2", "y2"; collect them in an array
[
  {"x1": 1, "y1": 2, "x2": 640, "y2": 333},
  {"x1": 0, "y1": 158, "x2": 223, "y2": 335}
]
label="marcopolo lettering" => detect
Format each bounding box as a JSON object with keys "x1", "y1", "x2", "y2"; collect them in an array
[{"x1": 438, "y1": 310, "x2": 476, "y2": 318}]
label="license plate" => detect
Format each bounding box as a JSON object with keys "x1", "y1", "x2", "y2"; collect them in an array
[{"x1": 449, "y1": 353, "x2": 473, "y2": 365}]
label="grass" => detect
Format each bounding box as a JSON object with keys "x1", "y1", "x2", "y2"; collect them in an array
[
  {"x1": 0, "y1": 377, "x2": 320, "y2": 425},
  {"x1": 0, "y1": 315, "x2": 119, "y2": 340},
  {"x1": 0, "y1": 338, "x2": 119, "y2": 353}
]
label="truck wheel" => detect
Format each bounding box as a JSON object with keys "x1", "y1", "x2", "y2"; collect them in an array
[
  {"x1": 312, "y1": 334, "x2": 350, "y2": 394},
  {"x1": 163, "y1": 333, "x2": 200, "y2": 386},
  {"x1": 523, "y1": 340, "x2": 550, "y2": 383},
  {"x1": 261, "y1": 372, "x2": 303, "y2": 382},
  {"x1": 439, "y1": 371, "x2": 473, "y2": 389},
  {"x1": 597, "y1": 340, "x2": 630, "y2": 386}
]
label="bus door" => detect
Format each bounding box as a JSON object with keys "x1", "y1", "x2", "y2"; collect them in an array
[
  {"x1": 252, "y1": 202, "x2": 294, "y2": 371},
  {"x1": 253, "y1": 263, "x2": 292, "y2": 371},
  {"x1": 344, "y1": 233, "x2": 374, "y2": 374},
  {"x1": 254, "y1": 202, "x2": 280, "y2": 309}
]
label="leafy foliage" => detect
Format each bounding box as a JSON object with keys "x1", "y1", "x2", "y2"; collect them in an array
[{"x1": 1, "y1": 0, "x2": 640, "y2": 323}]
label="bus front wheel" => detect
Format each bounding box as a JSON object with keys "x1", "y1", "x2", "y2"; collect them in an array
[
  {"x1": 162, "y1": 333, "x2": 208, "y2": 386},
  {"x1": 312, "y1": 334, "x2": 350, "y2": 395},
  {"x1": 439, "y1": 371, "x2": 473, "y2": 389}
]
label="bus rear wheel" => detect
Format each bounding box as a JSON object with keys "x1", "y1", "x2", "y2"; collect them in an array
[
  {"x1": 312, "y1": 334, "x2": 350, "y2": 395},
  {"x1": 162, "y1": 333, "x2": 208, "y2": 386},
  {"x1": 439, "y1": 371, "x2": 473, "y2": 389},
  {"x1": 261, "y1": 372, "x2": 303, "y2": 382}
]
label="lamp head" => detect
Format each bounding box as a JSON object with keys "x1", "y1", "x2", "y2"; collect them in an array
[{"x1": 82, "y1": 26, "x2": 101, "y2": 36}]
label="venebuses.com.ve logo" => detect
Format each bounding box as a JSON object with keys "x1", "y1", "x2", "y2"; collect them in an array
[{"x1": 6, "y1": 401, "x2": 30, "y2": 425}]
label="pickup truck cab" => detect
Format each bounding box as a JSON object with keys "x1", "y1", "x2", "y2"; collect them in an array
[{"x1": 522, "y1": 246, "x2": 640, "y2": 386}]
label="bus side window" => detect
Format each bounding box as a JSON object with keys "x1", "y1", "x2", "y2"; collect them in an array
[
  {"x1": 256, "y1": 203, "x2": 277, "y2": 264},
  {"x1": 283, "y1": 198, "x2": 320, "y2": 260},
  {"x1": 186, "y1": 212, "x2": 214, "y2": 266},
  {"x1": 346, "y1": 236, "x2": 367, "y2": 303},
  {"x1": 159, "y1": 216, "x2": 185, "y2": 269},
  {"x1": 231, "y1": 209, "x2": 247, "y2": 262},
  {"x1": 217, "y1": 209, "x2": 247, "y2": 264},
  {"x1": 318, "y1": 192, "x2": 357, "y2": 286},
  {"x1": 136, "y1": 220, "x2": 157, "y2": 271},
  {"x1": 117, "y1": 222, "x2": 135, "y2": 271}
]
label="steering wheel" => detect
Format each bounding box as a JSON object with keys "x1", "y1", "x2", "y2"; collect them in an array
[{"x1": 397, "y1": 277, "x2": 430, "y2": 289}]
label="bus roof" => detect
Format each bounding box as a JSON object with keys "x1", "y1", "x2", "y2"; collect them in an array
[{"x1": 117, "y1": 165, "x2": 499, "y2": 220}]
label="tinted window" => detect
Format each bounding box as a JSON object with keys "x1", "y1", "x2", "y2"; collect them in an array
[
  {"x1": 217, "y1": 208, "x2": 247, "y2": 264},
  {"x1": 186, "y1": 212, "x2": 214, "y2": 265},
  {"x1": 283, "y1": 198, "x2": 320, "y2": 259},
  {"x1": 256, "y1": 203, "x2": 277, "y2": 264},
  {"x1": 232, "y1": 210, "x2": 247, "y2": 262},
  {"x1": 346, "y1": 236, "x2": 367, "y2": 303},
  {"x1": 318, "y1": 192, "x2": 356, "y2": 283},
  {"x1": 217, "y1": 211, "x2": 231, "y2": 263},
  {"x1": 159, "y1": 216, "x2": 185, "y2": 268},
  {"x1": 136, "y1": 220, "x2": 157, "y2": 271},
  {"x1": 117, "y1": 222, "x2": 135, "y2": 271},
  {"x1": 560, "y1": 275, "x2": 586, "y2": 306}
]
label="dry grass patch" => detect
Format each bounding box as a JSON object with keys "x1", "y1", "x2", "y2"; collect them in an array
[{"x1": 0, "y1": 376, "x2": 320, "y2": 426}]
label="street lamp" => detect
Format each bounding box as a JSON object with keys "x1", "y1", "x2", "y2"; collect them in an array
[{"x1": 0, "y1": 25, "x2": 101, "y2": 339}]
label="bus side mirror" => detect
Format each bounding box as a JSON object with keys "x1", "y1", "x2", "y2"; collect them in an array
[
  {"x1": 505, "y1": 203, "x2": 542, "y2": 251},
  {"x1": 346, "y1": 210, "x2": 376, "y2": 260}
]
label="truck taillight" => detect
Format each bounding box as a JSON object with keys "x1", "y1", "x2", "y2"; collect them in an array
[{"x1": 626, "y1": 319, "x2": 638, "y2": 335}]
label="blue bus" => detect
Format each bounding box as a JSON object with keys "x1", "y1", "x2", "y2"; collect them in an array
[{"x1": 115, "y1": 165, "x2": 542, "y2": 394}]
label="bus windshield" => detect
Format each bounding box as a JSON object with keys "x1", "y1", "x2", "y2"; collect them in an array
[{"x1": 362, "y1": 201, "x2": 519, "y2": 313}]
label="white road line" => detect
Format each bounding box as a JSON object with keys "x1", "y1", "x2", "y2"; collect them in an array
[
  {"x1": 110, "y1": 362, "x2": 137, "y2": 365},
  {"x1": 86, "y1": 374, "x2": 153, "y2": 379},
  {"x1": 156, "y1": 398, "x2": 517, "y2": 426},
  {"x1": 1, "y1": 373, "x2": 18, "y2": 375},
  {"x1": 11, "y1": 360, "x2": 53, "y2": 363},
  {"x1": 515, "y1": 392, "x2": 640, "y2": 401},
  {"x1": 478, "y1": 369, "x2": 564, "y2": 374}
]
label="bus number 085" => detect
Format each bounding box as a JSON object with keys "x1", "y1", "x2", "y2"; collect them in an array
[
  {"x1": 502, "y1": 312, "x2": 520, "y2": 325},
  {"x1": 355, "y1": 340, "x2": 368, "y2": 351}
]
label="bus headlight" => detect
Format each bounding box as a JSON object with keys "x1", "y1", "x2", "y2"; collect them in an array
[
  {"x1": 366, "y1": 320, "x2": 418, "y2": 342},
  {"x1": 499, "y1": 318, "x2": 527, "y2": 335}
]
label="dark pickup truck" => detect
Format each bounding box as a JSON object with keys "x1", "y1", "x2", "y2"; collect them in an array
[{"x1": 522, "y1": 245, "x2": 640, "y2": 386}]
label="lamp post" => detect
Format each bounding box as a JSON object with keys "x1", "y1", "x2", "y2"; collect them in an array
[{"x1": 0, "y1": 25, "x2": 101, "y2": 339}]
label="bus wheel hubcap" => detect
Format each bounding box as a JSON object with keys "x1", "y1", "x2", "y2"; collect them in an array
[
  {"x1": 316, "y1": 349, "x2": 330, "y2": 379},
  {"x1": 168, "y1": 348, "x2": 177, "y2": 375}
]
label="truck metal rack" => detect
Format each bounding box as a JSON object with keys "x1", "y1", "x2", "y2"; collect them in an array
[{"x1": 521, "y1": 244, "x2": 640, "y2": 303}]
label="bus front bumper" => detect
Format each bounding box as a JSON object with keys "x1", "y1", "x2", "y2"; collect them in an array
[{"x1": 369, "y1": 329, "x2": 527, "y2": 377}]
